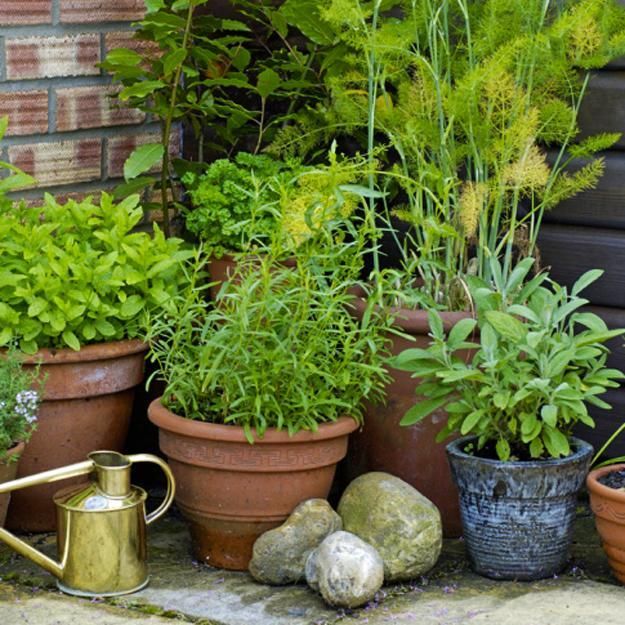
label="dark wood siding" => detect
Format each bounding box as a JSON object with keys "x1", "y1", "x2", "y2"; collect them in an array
[{"x1": 540, "y1": 56, "x2": 625, "y2": 458}]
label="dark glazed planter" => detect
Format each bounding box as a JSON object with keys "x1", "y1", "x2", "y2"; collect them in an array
[
  {"x1": 587, "y1": 463, "x2": 625, "y2": 584},
  {"x1": 0, "y1": 442, "x2": 24, "y2": 527},
  {"x1": 148, "y1": 398, "x2": 358, "y2": 571},
  {"x1": 447, "y1": 436, "x2": 593, "y2": 580},
  {"x1": 6, "y1": 340, "x2": 147, "y2": 531},
  {"x1": 344, "y1": 295, "x2": 472, "y2": 537}
]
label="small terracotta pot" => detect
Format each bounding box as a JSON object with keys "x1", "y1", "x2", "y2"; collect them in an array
[
  {"x1": 6, "y1": 340, "x2": 147, "y2": 531},
  {"x1": 344, "y1": 294, "x2": 473, "y2": 537},
  {"x1": 148, "y1": 398, "x2": 358, "y2": 570},
  {"x1": 587, "y1": 463, "x2": 625, "y2": 584},
  {"x1": 0, "y1": 442, "x2": 25, "y2": 527},
  {"x1": 208, "y1": 253, "x2": 296, "y2": 299}
]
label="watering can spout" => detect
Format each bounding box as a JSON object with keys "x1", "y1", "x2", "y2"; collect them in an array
[
  {"x1": 0, "y1": 451, "x2": 175, "y2": 596},
  {"x1": 0, "y1": 458, "x2": 94, "y2": 580}
]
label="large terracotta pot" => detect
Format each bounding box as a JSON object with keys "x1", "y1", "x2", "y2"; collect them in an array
[
  {"x1": 587, "y1": 463, "x2": 625, "y2": 584},
  {"x1": 0, "y1": 442, "x2": 25, "y2": 527},
  {"x1": 344, "y1": 296, "x2": 472, "y2": 537},
  {"x1": 148, "y1": 398, "x2": 358, "y2": 571},
  {"x1": 6, "y1": 340, "x2": 147, "y2": 531}
]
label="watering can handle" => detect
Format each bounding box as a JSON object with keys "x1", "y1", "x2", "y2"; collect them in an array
[{"x1": 128, "y1": 454, "x2": 176, "y2": 525}]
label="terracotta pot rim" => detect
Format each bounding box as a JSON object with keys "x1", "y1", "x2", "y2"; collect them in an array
[
  {"x1": 587, "y1": 463, "x2": 625, "y2": 502},
  {"x1": 347, "y1": 285, "x2": 472, "y2": 334},
  {"x1": 148, "y1": 398, "x2": 359, "y2": 443},
  {"x1": 20, "y1": 339, "x2": 147, "y2": 365}
]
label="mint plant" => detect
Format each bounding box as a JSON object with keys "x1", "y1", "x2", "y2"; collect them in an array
[
  {"x1": 0, "y1": 193, "x2": 192, "y2": 353},
  {"x1": 391, "y1": 259, "x2": 625, "y2": 461}
]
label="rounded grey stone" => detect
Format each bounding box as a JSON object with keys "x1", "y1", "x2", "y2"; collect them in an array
[
  {"x1": 338, "y1": 472, "x2": 442, "y2": 582},
  {"x1": 305, "y1": 531, "x2": 384, "y2": 608},
  {"x1": 249, "y1": 499, "x2": 342, "y2": 585}
]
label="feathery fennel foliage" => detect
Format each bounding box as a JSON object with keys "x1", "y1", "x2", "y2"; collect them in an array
[{"x1": 275, "y1": 0, "x2": 625, "y2": 309}]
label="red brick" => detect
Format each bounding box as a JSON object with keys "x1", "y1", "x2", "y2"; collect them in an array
[
  {"x1": 0, "y1": 91, "x2": 48, "y2": 136},
  {"x1": 60, "y1": 0, "x2": 145, "y2": 23},
  {"x1": 0, "y1": 0, "x2": 52, "y2": 25},
  {"x1": 8, "y1": 139, "x2": 102, "y2": 187},
  {"x1": 107, "y1": 128, "x2": 180, "y2": 178},
  {"x1": 5, "y1": 35, "x2": 100, "y2": 80},
  {"x1": 104, "y1": 30, "x2": 160, "y2": 59},
  {"x1": 56, "y1": 85, "x2": 145, "y2": 132}
]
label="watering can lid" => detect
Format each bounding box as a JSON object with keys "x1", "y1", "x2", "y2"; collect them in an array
[{"x1": 53, "y1": 482, "x2": 147, "y2": 512}]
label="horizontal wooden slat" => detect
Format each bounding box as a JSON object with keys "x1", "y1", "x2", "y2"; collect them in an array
[
  {"x1": 545, "y1": 152, "x2": 625, "y2": 228},
  {"x1": 538, "y1": 224, "x2": 625, "y2": 308},
  {"x1": 578, "y1": 72, "x2": 625, "y2": 148}
]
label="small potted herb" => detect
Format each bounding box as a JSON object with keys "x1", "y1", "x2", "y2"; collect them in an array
[
  {"x1": 146, "y1": 245, "x2": 392, "y2": 571},
  {"x1": 0, "y1": 349, "x2": 40, "y2": 526},
  {"x1": 1, "y1": 192, "x2": 192, "y2": 530},
  {"x1": 391, "y1": 259, "x2": 625, "y2": 580}
]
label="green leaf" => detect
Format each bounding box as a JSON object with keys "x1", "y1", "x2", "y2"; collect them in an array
[
  {"x1": 485, "y1": 311, "x2": 526, "y2": 342},
  {"x1": 0, "y1": 115, "x2": 8, "y2": 139},
  {"x1": 62, "y1": 330, "x2": 81, "y2": 351},
  {"x1": 572, "y1": 269, "x2": 603, "y2": 296},
  {"x1": 448, "y1": 318, "x2": 477, "y2": 347},
  {"x1": 163, "y1": 48, "x2": 187, "y2": 77},
  {"x1": 257, "y1": 68, "x2": 281, "y2": 98},
  {"x1": 95, "y1": 319, "x2": 116, "y2": 337},
  {"x1": 123, "y1": 144, "x2": 164, "y2": 181},
  {"x1": 428, "y1": 310, "x2": 444, "y2": 340},
  {"x1": 460, "y1": 410, "x2": 484, "y2": 435},
  {"x1": 280, "y1": 0, "x2": 336, "y2": 45},
  {"x1": 529, "y1": 437, "x2": 544, "y2": 458},
  {"x1": 399, "y1": 397, "x2": 448, "y2": 426},
  {"x1": 113, "y1": 176, "x2": 157, "y2": 199},
  {"x1": 543, "y1": 427, "x2": 570, "y2": 458},
  {"x1": 496, "y1": 438, "x2": 511, "y2": 461},
  {"x1": 541, "y1": 404, "x2": 558, "y2": 427},
  {"x1": 120, "y1": 295, "x2": 144, "y2": 319},
  {"x1": 119, "y1": 80, "x2": 165, "y2": 100}
]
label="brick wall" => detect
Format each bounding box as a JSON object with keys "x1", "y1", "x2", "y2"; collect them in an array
[{"x1": 0, "y1": 0, "x2": 176, "y2": 202}]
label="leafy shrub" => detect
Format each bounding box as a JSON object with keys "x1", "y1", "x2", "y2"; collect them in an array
[
  {"x1": 0, "y1": 193, "x2": 192, "y2": 353},
  {"x1": 392, "y1": 259, "x2": 625, "y2": 461}
]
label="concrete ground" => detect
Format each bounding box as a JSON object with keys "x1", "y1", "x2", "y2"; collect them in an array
[{"x1": 0, "y1": 502, "x2": 623, "y2": 625}]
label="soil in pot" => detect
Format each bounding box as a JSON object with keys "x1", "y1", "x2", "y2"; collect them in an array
[
  {"x1": 448, "y1": 436, "x2": 593, "y2": 580},
  {"x1": 341, "y1": 294, "x2": 472, "y2": 537},
  {"x1": 587, "y1": 463, "x2": 625, "y2": 584},
  {"x1": 148, "y1": 398, "x2": 357, "y2": 571},
  {"x1": 6, "y1": 340, "x2": 147, "y2": 532},
  {"x1": 0, "y1": 442, "x2": 25, "y2": 527}
]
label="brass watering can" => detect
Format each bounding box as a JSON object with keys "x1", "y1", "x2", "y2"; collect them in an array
[{"x1": 0, "y1": 451, "x2": 175, "y2": 597}]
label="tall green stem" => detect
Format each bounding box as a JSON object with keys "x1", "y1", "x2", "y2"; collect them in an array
[{"x1": 160, "y1": 2, "x2": 194, "y2": 238}]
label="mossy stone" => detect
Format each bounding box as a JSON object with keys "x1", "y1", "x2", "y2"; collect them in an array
[
  {"x1": 338, "y1": 472, "x2": 442, "y2": 582},
  {"x1": 249, "y1": 499, "x2": 342, "y2": 585}
]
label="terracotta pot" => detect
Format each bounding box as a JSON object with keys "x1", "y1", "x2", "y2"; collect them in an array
[
  {"x1": 587, "y1": 463, "x2": 625, "y2": 584},
  {"x1": 343, "y1": 295, "x2": 473, "y2": 537},
  {"x1": 6, "y1": 340, "x2": 147, "y2": 532},
  {"x1": 0, "y1": 442, "x2": 25, "y2": 527},
  {"x1": 208, "y1": 253, "x2": 296, "y2": 299},
  {"x1": 148, "y1": 398, "x2": 358, "y2": 571}
]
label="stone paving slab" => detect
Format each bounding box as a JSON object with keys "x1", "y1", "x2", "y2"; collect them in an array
[{"x1": 0, "y1": 504, "x2": 622, "y2": 625}]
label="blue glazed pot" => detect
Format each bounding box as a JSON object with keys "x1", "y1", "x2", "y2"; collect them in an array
[{"x1": 447, "y1": 436, "x2": 593, "y2": 580}]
